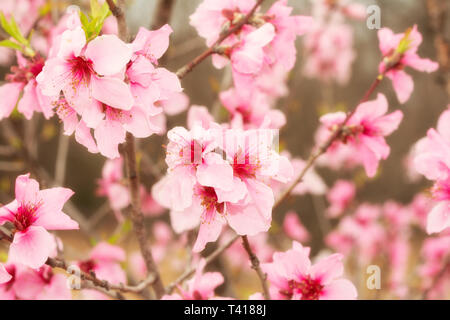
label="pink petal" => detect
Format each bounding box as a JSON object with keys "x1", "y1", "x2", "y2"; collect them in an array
[
  {"x1": 17, "y1": 81, "x2": 39, "y2": 120},
  {"x1": 196, "y1": 153, "x2": 234, "y2": 191},
  {"x1": 388, "y1": 70, "x2": 414, "y2": 104},
  {"x1": 85, "y1": 35, "x2": 132, "y2": 76},
  {"x1": 34, "y1": 188, "x2": 78, "y2": 230},
  {"x1": 193, "y1": 213, "x2": 224, "y2": 252},
  {"x1": 90, "y1": 242, "x2": 125, "y2": 262},
  {"x1": 94, "y1": 118, "x2": 126, "y2": 159},
  {"x1": 310, "y1": 253, "x2": 344, "y2": 285},
  {"x1": 15, "y1": 174, "x2": 40, "y2": 205},
  {"x1": 404, "y1": 54, "x2": 439, "y2": 73},
  {"x1": 132, "y1": 25, "x2": 173, "y2": 60},
  {"x1": 321, "y1": 279, "x2": 357, "y2": 300},
  {"x1": 0, "y1": 82, "x2": 23, "y2": 119},
  {"x1": 75, "y1": 121, "x2": 99, "y2": 153},
  {"x1": 91, "y1": 75, "x2": 134, "y2": 111},
  {"x1": 0, "y1": 264, "x2": 11, "y2": 284},
  {"x1": 9, "y1": 226, "x2": 54, "y2": 269},
  {"x1": 426, "y1": 202, "x2": 450, "y2": 234}
]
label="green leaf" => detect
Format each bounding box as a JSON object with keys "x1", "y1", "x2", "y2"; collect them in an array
[{"x1": 0, "y1": 39, "x2": 22, "y2": 50}]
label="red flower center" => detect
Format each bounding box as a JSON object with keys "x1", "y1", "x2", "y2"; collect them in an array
[
  {"x1": 5, "y1": 55, "x2": 45, "y2": 83},
  {"x1": 79, "y1": 259, "x2": 97, "y2": 274},
  {"x1": 280, "y1": 276, "x2": 324, "y2": 300},
  {"x1": 13, "y1": 202, "x2": 40, "y2": 231},
  {"x1": 232, "y1": 153, "x2": 259, "y2": 179},
  {"x1": 67, "y1": 55, "x2": 94, "y2": 85}
]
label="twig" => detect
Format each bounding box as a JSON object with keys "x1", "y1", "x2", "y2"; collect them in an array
[
  {"x1": 106, "y1": 0, "x2": 166, "y2": 299},
  {"x1": 241, "y1": 235, "x2": 271, "y2": 300},
  {"x1": 175, "y1": 0, "x2": 265, "y2": 79},
  {"x1": 425, "y1": 0, "x2": 450, "y2": 97}
]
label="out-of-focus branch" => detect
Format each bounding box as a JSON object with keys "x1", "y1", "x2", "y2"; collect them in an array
[
  {"x1": 175, "y1": 0, "x2": 265, "y2": 79},
  {"x1": 152, "y1": 0, "x2": 175, "y2": 29},
  {"x1": 425, "y1": 0, "x2": 450, "y2": 97},
  {"x1": 106, "y1": 0, "x2": 166, "y2": 299},
  {"x1": 241, "y1": 235, "x2": 271, "y2": 300}
]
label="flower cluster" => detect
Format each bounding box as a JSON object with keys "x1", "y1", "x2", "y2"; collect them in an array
[{"x1": 153, "y1": 125, "x2": 293, "y2": 251}]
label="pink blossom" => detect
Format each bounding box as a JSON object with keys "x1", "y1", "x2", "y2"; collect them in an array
[
  {"x1": 78, "y1": 242, "x2": 126, "y2": 299},
  {"x1": 303, "y1": 23, "x2": 356, "y2": 85},
  {"x1": 162, "y1": 259, "x2": 224, "y2": 300},
  {"x1": 414, "y1": 107, "x2": 450, "y2": 234},
  {"x1": 283, "y1": 211, "x2": 310, "y2": 243},
  {"x1": 326, "y1": 204, "x2": 385, "y2": 263},
  {"x1": 0, "y1": 263, "x2": 71, "y2": 300},
  {"x1": 0, "y1": 264, "x2": 11, "y2": 284},
  {"x1": 189, "y1": 0, "x2": 257, "y2": 47},
  {"x1": 261, "y1": 241, "x2": 357, "y2": 300},
  {"x1": 378, "y1": 25, "x2": 439, "y2": 104},
  {"x1": 0, "y1": 53, "x2": 53, "y2": 120},
  {"x1": 326, "y1": 180, "x2": 356, "y2": 218},
  {"x1": 319, "y1": 94, "x2": 403, "y2": 177},
  {"x1": 0, "y1": 174, "x2": 78, "y2": 268},
  {"x1": 220, "y1": 88, "x2": 286, "y2": 129}
]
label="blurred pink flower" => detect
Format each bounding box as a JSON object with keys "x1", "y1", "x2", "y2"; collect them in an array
[
  {"x1": 283, "y1": 211, "x2": 310, "y2": 243},
  {"x1": 162, "y1": 259, "x2": 224, "y2": 300},
  {"x1": 378, "y1": 25, "x2": 439, "y2": 104},
  {"x1": 320, "y1": 94, "x2": 403, "y2": 177},
  {"x1": 326, "y1": 180, "x2": 356, "y2": 218},
  {"x1": 261, "y1": 241, "x2": 357, "y2": 300}
]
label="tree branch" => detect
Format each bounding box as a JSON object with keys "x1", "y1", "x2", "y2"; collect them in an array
[{"x1": 241, "y1": 235, "x2": 271, "y2": 300}]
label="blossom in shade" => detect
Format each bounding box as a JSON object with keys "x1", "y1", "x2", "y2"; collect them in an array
[
  {"x1": 0, "y1": 174, "x2": 78, "y2": 268},
  {"x1": 326, "y1": 180, "x2": 356, "y2": 218},
  {"x1": 414, "y1": 106, "x2": 450, "y2": 234},
  {"x1": 261, "y1": 241, "x2": 357, "y2": 300},
  {"x1": 162, "y1": 259, "x2": 225, "y2": 300},
  {"x1": 283, "y1": 211, "x2": 310, "y2": 243}
]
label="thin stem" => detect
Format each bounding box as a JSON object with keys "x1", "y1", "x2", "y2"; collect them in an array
[
  {"x1": 274, "y1": 75, "x2": 384, "y2": 207},
  {"x1": 175, "y1": 0, "x2": 264, "y2": 79},
  {"x1": 241, "y1": 235, "x2": 271, "y2": 300}
]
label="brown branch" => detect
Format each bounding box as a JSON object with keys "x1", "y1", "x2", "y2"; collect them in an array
[
  {"x1": 425, "y1": 0, "x2": 450, "y2": 97},
  {"x1": 175, "y1": 0, "x2": 264, "y2": 79},
  {"x1": 241, "y1": 235, "x2": 271, "y2": 300}
]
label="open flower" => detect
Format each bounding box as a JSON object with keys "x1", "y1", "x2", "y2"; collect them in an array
[
  {"x1": 261, "y1": 241, "x2": 357, "y2": 300},
  {"x1": 0, "y1": 174, "x2": 78, "y2": 268},
  {"x1": 0, "y1": 263, "x2": 71, "y2": 300},
  {"x1": 378, "y1": 25, "x2": 439, "y2": 104},
  {"x1": 162, "y1": 259, "x2": 225, "y2": 300},
  {"x1": 319, "y1": 94, "x2": 403, "y2": 177}
]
